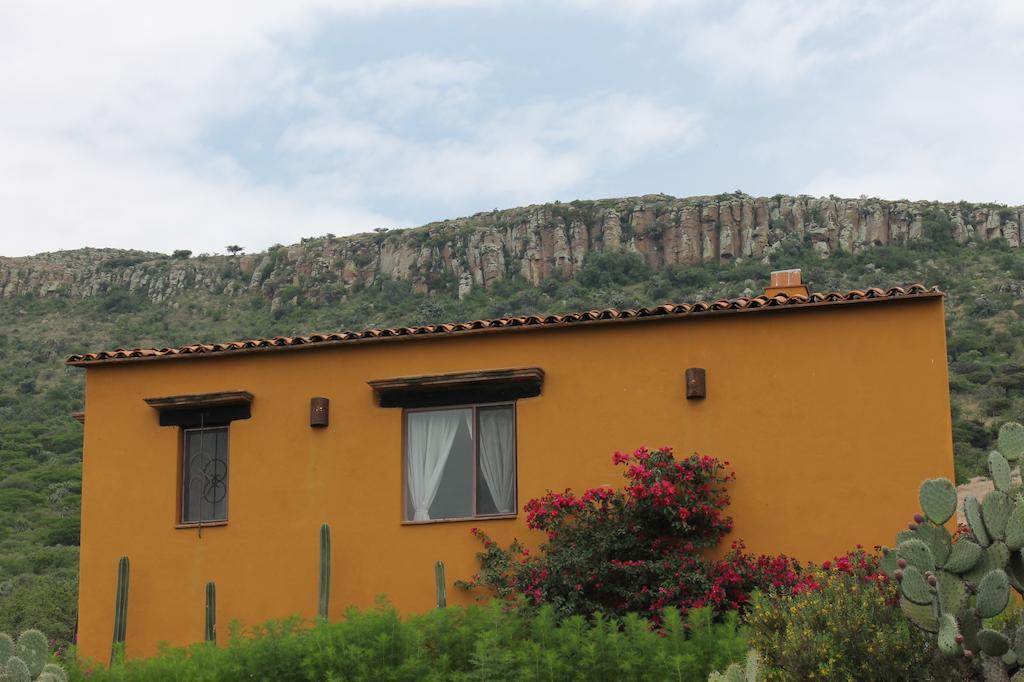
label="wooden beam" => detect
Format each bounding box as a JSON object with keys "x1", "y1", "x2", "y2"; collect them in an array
[
  {"x1": 144, "y1": 391, "x2": 254, "y2": 411},
  {"x1": 368, "y1": 367, "x2": 544, "y2": 408}
]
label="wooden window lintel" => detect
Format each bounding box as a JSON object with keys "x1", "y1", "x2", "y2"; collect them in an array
[{"x1": 369, "y1": 367, "x2": 544, "y2": 409}]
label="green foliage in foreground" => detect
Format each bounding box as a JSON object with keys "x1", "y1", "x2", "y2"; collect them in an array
[{"x1": 67, "y1": 603, "x2": 747, "y2": 682}]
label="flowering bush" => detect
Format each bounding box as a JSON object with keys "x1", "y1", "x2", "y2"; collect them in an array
[
  {"x1": 746, "y1": 548, "x2": 953, "y2": 681},
  {"x1": 458, "y1": 446, "x2": 807, "y2": 620}
]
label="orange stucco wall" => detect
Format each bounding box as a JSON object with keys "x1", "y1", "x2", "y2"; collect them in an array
[{"x1": 76, "y1": 297, "x2": 953, "y2": 662}]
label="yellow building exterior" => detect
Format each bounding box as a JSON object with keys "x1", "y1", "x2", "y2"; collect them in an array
[{"x1": 67, "y1": 278, "x2": 954, "y2": 661}]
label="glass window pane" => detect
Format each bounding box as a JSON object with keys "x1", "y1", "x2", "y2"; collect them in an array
[
  {"x1": 405, "y1": 408, "x2": 472, "y2": 521},
  {"x1": 182, "y1": 426, "x2": 228, "y2": 523},
  {"x1": 476, "y1": 406, "x2": 515, "y2": 515}
]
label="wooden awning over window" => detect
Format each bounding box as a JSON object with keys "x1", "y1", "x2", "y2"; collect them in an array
[
  {"x1": 368, "y1": 367, "x2": 544, "y2": 408},
  {"x1": 144, "y1": 390, "x2": 253, "y2": 427}
]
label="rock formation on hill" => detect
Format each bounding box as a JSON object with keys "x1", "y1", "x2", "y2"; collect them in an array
[{"x1": 2, "y1": 193, "x2": 1022, "y2": 303}]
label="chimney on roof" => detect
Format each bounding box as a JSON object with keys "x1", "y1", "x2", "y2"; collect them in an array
[{"x1": 764, "y1": 269, "x2": 809, "y2": 298}]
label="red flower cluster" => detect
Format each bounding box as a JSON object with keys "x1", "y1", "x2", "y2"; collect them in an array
[
  {"x1": 814, "y1": 546, "x2": 892, "y2": 598},
  {"x1": 459, "y1": 446, "x2": 809, "y2": 622}
]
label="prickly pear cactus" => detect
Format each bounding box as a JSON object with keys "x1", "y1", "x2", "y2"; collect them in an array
[
  {"x1": 16, "y1": 630, "x2": 47, "y2": 679},
  {"x1": 708, "y1": 649, "x2": 764, "y2": 682},
  {"x1": 0, "y1": 633, "x2": 13, "y2": 665},
  {"x1": 884, "y1": 449, "x2": 1024, "y2": 679},
  {"x1": 999, "y1": 422, "x2": 1024, "y2": 462},
  {"x1": 0, "y1": 630, "x2": 67, "y2": 682},
  {"x1": 5, "y1": 656, "x2": 31, "y2": 682}
]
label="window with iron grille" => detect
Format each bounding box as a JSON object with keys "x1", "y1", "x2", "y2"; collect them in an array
[{"x1": 181, "y1": 426, "x2": 229, "y2": 524}]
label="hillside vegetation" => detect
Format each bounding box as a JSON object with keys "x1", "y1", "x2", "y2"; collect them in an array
[{"x1": 1, "y1": 196, "x2": 1023, "y2": 649}]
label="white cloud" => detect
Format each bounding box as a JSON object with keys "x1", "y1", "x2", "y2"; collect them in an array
[
  {"x1": 800, "y1": 1, "x2": 1024, "y2": 203},
  {"x1": 0, "y1": 1, "x2": 495, "y2": 256},
  {"x1": 2, "y1": 0, "x2": 1020, "y2": 259},
  {"x1": 677, "y1": 0, "x2": 874, "y2": 86},
  {"x1": 280, "y1": 92, "x2": 702, "y2": 205},
  {"x1": 341, "y1": 55, "x2": 491, "y2": 120}
]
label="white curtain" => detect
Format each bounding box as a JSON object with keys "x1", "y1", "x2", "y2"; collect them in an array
[
  {"x1": 407, "y1": 410, "x2": 467, "y2": 520},
  {"x1": 478, "y1": 408, "x2": 515, "y2": 514}
]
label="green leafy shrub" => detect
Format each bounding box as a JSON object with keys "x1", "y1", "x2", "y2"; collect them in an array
[
  {"x1": 0, "y1": 577, "x2": 77, "y2": 652},
  {"x1": 746, "y1": 549, "x2": 951, "y2": 681},
  {"x1": 576, "y1": 251, "x2": 651, "y2": 288},
  {"x1": 69, "y1": 602, "x2": 748, "y2": 682}
]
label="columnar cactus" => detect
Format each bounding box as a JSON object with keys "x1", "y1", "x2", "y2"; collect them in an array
[
  {"x1": 435, "y1": 560, "x2": 447, "y2": 609},
  {"x1": 318, "y1": 523, "x2": 331, "y2": 621},
  {"x1": 110, "y1": 555, "x2": 129, "y2": 666},
  {"x1": 0, "y1": 630, "x2": 67, "y2": 682},
  {"x1": 204, "y1": 581, "x2": 217, "y2": 643},
  {"x1": 885, "y1": 422, "x2": 1024, "y2": 679}
]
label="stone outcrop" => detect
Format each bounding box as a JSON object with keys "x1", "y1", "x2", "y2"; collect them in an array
[{"x1": 2, "y1": 193, "x2": 1022, "y2": 303}]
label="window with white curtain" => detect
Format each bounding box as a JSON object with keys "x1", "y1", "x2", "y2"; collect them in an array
[{"x1": 404, "y1": 403, "x2": 516, "y2": 522}]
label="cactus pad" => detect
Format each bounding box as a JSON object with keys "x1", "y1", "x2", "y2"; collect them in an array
[
  {"x1": 16, "y1": 629, "x2": 47, "y2": 677},
  {"x1": 979, "y1": 629, "x2": 1012, "y2": 657},
  {"x1": 741, "y1": 650, "x2": 760, "y2": 682},
  {"x1": 900, "y1": 596, "x2": 940, "y2": 633},
  {"x1": 965, "y1": 542, "x2": 1011, "y2": 585},
  {"x1": 0, "y1": 632, "x2": 12, "y2": 663},
  {"x1": 1000, "y1": 422, "x2": 1024, "y2": 462},
  {"x1": 42, "y1": 664, "x2": 69, "y2": 682},
  {"x1": 5, "y1": 657, "x2": 30, "y2": 682},
  {"x1": 897, "y1": 538, "x2": 936, "y2": 573},
  {"x1": 899, "y1": 565, "x2": 934, "y2": 605},
  {"x1": 991, "y1": 450, "x2": 1014, "y2": 492},
  {"x1": 936, "y1": 570, "x2": 968, "y2": 617},
  {"x1": 984, "y1": 490, "x2": 1013, "y2": 541},
  {"x1": 919, "y1": 478, "x2": 958, "y2": 525},
  {"x1": 1007, "y1": 502, "x2": 1024, "y2": 551},
  {"x1": 708, "y1": 664, "x2": 743, "y2": 682},
  {"x1": 879, "y1": 547, "x2": 899, "y2": 578},
  {"x1": 913, "y1": 522, "x2": 952, "y2": 567},
  {"x1": 965, "y1": 496, "x2": 991, "y2": 547},
  {"x1": 943, "y1": 539, "x2": 983, "y2": 574},
  {"x1": 960, "y1": 611, "x2": 983, "y2": 654},
  {"x1": 937, "y1": 613, "x2": 961, "y2": 656},
  {"x1": 895, "y1": 529, "x2": 915, "y2": 545},
  {"x1": 977, "y1": 569, "x2": 1011, "y2": 618}
]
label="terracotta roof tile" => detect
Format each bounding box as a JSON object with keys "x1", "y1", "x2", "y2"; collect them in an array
[{"x1": 66, "y1": 284, "x2": 941, "y2": 366}]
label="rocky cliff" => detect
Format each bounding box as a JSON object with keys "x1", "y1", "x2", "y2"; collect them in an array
[{"x1": 3, "y1": 193, "x2": 1022, "y2": 304}]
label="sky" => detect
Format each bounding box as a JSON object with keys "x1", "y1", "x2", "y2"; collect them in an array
[{"x1": 1, "y1": 0, "x2": 1023, "y2": 257}]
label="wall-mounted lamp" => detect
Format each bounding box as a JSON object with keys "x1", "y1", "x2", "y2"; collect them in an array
[
  {"x1": 310, "y1": 397, "x2": 330, "y2": 427},
  {"x1": 685, "y1": 368, "x2": 706, "y2": 400}
]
